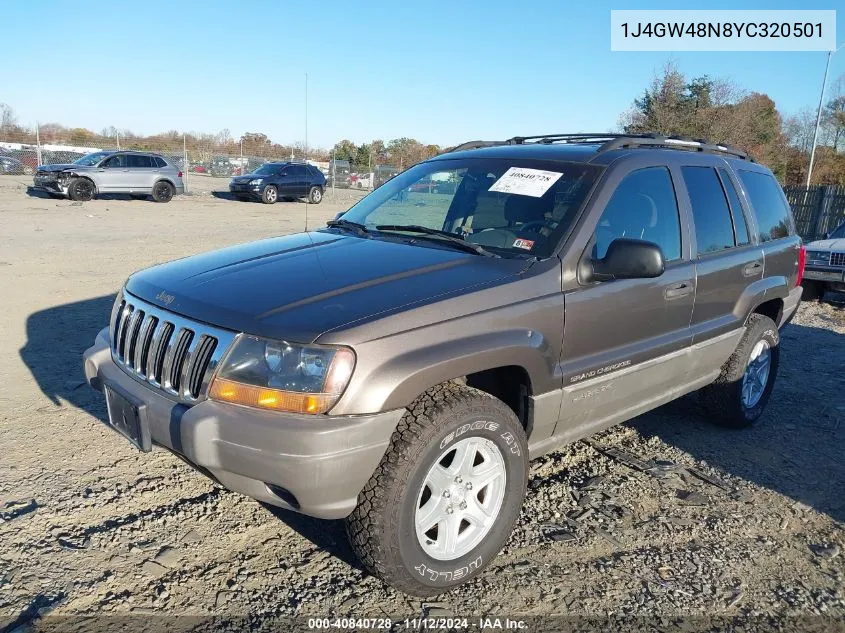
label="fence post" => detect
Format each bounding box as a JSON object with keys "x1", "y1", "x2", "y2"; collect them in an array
[
  {"x1": 35, "y1": 121, "x2": 42, "y2": 166},
  {"x1": 183, "y1": 134, "x2": 188, "y2": 194}
]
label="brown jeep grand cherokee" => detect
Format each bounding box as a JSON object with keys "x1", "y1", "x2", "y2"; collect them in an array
[{"x1": 84, "y1": 133, "x2": 804, "y2": 595}]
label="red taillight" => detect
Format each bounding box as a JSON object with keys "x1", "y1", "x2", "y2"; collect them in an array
[
  {"x1": 796, "y1": 245, "x2": 806, "y2": 287},
  {"x1": 177, "y1": 171, "x2": 183, "y2": 178}
]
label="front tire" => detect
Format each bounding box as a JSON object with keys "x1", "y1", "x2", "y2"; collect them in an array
[
  {"x1": 700, "y1": 313, "x2": 780, "y2": 429},
  {"x1": 261, "y1": 185, "x2": 278, "y2": 204},
  {"x1": 67, "y1": 178, "x2": 95, "y2": 201},
  {"x1": 307, "y1": 186, "x2": 323, "y2": 204},
  {"x1": 345, "y1": 383, "x2": 528, "y2": 596},
  {"x1": 151, "y1": 181, "x2": 174, "y2": 203}
]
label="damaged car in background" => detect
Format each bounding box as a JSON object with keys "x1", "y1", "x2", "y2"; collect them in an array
[{"x1": 32, "y1": 150, "x2": 185, "y2": 202}]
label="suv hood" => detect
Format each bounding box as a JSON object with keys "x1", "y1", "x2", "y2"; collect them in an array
[
  {"x1": 125, "y1": 231, "x2": 526, "y2": 343},
  {"x1": 806, "y1": 238, "x2": 845, "y2": 251},
  {"x1": 37, "y1": 163, "x2": 92, "y2": 172}
]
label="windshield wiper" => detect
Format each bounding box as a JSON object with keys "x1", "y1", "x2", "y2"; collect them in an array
[
  {"x1": 375, "y1": 224, "x2": 500, "y2": 258},
  {"x1": 326, "y1": 218, "x2": 371, "y2": 238}
]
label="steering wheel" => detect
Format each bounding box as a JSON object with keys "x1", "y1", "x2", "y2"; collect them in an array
[{"x1": 516, "y1": 221, "x2": 546, "y2": 234}]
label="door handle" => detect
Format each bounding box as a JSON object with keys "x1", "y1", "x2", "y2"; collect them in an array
[
  {"x1": 664, "y1": 281, "x2": 693, "y2": 300},
  {"x1": 742, "y1": 261, "x2": 763, "y2": 277}
]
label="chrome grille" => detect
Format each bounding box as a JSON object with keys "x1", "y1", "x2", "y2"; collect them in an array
[
  {"x1": 109, "y1": 291, "x2": 236, "y2": 402},
  {"x1": 831, "y1": 252, "x2": 845, "y2": 267}
]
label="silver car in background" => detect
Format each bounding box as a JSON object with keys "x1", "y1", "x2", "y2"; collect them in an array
[{"x1": 33, "y1": 151, "x2": 185, "y2": 202}]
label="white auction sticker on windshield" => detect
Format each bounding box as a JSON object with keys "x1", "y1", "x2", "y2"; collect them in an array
[{"x1": 488, "y1": 167, "x2": 562, "y2": 198}]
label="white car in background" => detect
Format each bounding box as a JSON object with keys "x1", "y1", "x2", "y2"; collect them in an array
[{"x1": 802, "y1": 220, "x2": 845, "y2": 301}]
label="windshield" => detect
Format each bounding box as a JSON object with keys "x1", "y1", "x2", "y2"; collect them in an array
[
  {"x1": 336, "y1": 158, "x2": 602, "y2": 258},
  {"x1": 829, "y1": 223, "x2": 845, "y2": 240},
  {"x1": 73, "y1": 152, "x2": 112, "y2": 166},
  {"x1": 252, "y1": 163, "x2": 280, "y2": 176}
]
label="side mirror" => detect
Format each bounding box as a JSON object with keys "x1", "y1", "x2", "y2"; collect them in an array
[
  {"x1": 824, "y1": 232, "x2": 831, "y2": 240},
  {"x1": 334, "y1": 212, "x2": 345, "y2": 221},
  {"x1": 588, "y1": 238, "x2": 665, "y2": 282}
]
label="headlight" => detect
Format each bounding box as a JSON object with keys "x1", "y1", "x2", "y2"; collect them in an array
[
  {"x1": 208, "y1": 335, "x2": 355, "y2": 414},
  {"x1": 248, "y1": 178, "x2": 263, "y2": 185}
]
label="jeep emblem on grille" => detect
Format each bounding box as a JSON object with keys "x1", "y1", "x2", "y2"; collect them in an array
[{"x1": 155, "y1": 291, "x2": 175, "y2": 305}]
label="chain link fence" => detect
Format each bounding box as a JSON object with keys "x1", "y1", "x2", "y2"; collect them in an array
[{"x1": 0, "y1": 125, "x2": 405, "y2": 192}]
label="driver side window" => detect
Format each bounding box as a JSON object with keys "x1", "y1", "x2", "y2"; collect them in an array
[
  {"x1": 102, "y1": 155, "x2": 124, "y2": 169},
  {"x1": 594, "y1": 167, "x2": 681, "y2": 261}
]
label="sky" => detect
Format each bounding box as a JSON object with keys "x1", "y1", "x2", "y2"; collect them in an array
[{"x1": 1, "y1": 1, "x2": 843, "y2": 150}]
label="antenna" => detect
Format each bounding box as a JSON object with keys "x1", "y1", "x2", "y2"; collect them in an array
[{"x1": 304, "y1": 72, "x2": 309, "y2": 233}]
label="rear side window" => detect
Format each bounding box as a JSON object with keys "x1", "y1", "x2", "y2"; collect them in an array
[
  {"x1": 682, "y1": 166, "x2": 735, "y2": 255},
  {"x1": 717, "y1": 169, "x2": 750, "y2": 246},
  {"x1": 126, "y1": 155, "x2": 153, "y2": 168},
  {"x1": 737, "y1": 170, "x2": 793, "y2": 242},
  {"x1": 153, "y1": 156, "x2": 166, "y2": 168},
  {"x1": 594, "y1": 167, "x2": 681, "y2": 261}
]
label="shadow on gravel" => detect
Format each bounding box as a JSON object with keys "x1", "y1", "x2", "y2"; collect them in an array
[
  {"x1": 20, "y1": 294, "x2": 115, "y2": 418},
  {"x1": 25, "y1": 187, "x2": 157, "y2": 201},
  {"x1": 211, "y1": 191, "x2": 242, "y2": 201},
  {"x1": 260, "y1": 504, "x2": 367, "y2": 573},
  {"x1": 632, "y1": 320, "x2": 845, "y2": 524}
]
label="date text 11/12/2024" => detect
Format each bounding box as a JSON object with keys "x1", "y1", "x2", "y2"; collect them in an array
[{"x1": 306, "y1": 617, "x2": 529, "y2": 630}]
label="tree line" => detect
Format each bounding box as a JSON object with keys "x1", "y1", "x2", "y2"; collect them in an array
[
  {"x1": 2, "y1": 63, "x2": 844, "y2": 183},
  {"x1": 620, "y1": 63, "x2": 845, "y2": 185}
]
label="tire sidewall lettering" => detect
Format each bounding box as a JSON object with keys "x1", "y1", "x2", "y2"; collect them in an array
[{"x1": 399, "y1": 407, "x2": 527, "y2": 589}]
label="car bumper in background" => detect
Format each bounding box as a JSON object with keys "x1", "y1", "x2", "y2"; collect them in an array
[
  {"x1": 802, "y1": 267, "x2": 844, "y2": 283},
  {"x1": 32, "y1": 178, "x2": 68, "y2": 195},
  {"x1": 229, "y1": 184, "x2": 262, "y2": 197},
  {"x1": 82, "y1": 328, "x2": 404, "y2": 519}
]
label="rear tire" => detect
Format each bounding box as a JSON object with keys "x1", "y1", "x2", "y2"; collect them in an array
[
  {"x1": 345, "y1": 383, "x2": 528, "y2": 596},
  {"x1": 801, "y1": 280, "x2": 824, "y2": 302},
  {"x1": 67, "y1": 178, "x2": 95, "y2": 202},
  {"x1": 308, "y1": 186, "x2": 323, "y2": 204},
  {"x1": 151, "y1": 181, "x2": 174, "y2": 203},
  {"x1": 699, "y1": 313, "x2": 780, "y2": 429},
  {"x1": 261, "y1": 185, "x2": 278, "y2": 204}
]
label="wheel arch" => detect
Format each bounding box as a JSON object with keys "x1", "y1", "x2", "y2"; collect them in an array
[
  {"x1": 329, "y1": 329, "x2": 552, "y2": 423},
  {"x1": 738, "y1": 276, "x2": 789, "y2": 327}
]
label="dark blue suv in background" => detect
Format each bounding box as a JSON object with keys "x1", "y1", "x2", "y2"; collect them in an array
[{"x1": 229, "y1": 161, "x2": 326, "y2": 204}]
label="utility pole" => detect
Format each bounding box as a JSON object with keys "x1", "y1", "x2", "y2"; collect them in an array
[{"x1": 807, "y1": 41, "x2": 845, "y2": 187}]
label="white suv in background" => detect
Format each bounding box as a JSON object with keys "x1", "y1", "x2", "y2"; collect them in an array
[{"x1": 32, "y1": 151, "x2": 185, "y2": 202}]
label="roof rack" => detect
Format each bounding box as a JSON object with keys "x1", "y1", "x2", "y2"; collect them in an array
[{"x1": 447, "y1": 133, "x2": 753, "y2": 162}]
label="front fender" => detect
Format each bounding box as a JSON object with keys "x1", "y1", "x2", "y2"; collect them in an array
[{"x1": 328, "y1": 328, "x2": 559, "y2": 416}]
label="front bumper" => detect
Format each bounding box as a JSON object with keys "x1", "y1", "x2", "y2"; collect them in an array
[
  {"x1": 32, "y1": 177, "x2": 68, "y2": 195},
  {"x1": 229, "y1": 183, "x2": 263, "y2": 198},
  {"x1": 803, "y1": 266, "x2": 845, "y2": 283},
  {"x1": 83, "y1": 328, "x2": 404, "y2": 519}
]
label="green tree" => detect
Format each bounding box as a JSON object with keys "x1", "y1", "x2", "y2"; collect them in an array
[{"x1": 332, "y1": 139, "x2": 357, "y2": 161}]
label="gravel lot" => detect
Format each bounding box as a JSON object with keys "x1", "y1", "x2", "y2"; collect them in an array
[{"x1": 1, "y1": 173, "x2": 843, "y2": 631}]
